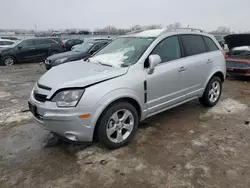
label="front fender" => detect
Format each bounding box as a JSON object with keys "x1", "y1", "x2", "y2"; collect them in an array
[{"x1": 90, "y1": 88, "x2": 145, "y2": 130}]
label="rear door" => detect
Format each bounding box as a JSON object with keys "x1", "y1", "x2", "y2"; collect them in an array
[
  {"x1": 15, "y1": 39, "x2": 36, "y2": 62},
  {"x1": 179, "y1": 34, "x2": 212, "y2": 99},
  {"x1": 33, "y1": 39, "x2": 53, "y2": 60}
]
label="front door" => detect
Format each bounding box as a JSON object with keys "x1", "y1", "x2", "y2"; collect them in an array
[
  {"x1": 178, "y1": 34, "x2": 213, "y2": 99},
  {"x1": 145, "y1": 36, "x2": 185, "y2": 116},
  {"x1": 15, "y1": 39, "x2": 36, "y2": 62}
]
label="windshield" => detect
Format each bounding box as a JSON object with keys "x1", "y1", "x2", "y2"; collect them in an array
[
  {"x1": 89, "y1": 37, "x2": 155, "y2": 67},
  {"x1": 9, "y1": 40, "x2": 22, "y2": 48},
  {"x1": 72, "y1": 42, "x2": 94, "y2": 52}
]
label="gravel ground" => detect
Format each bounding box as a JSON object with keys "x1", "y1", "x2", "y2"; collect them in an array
[{"x1": 0, "y1": 64, "x2": 250, "y2": 188}]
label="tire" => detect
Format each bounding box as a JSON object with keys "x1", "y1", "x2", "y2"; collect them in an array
[
  {"x1": 1, "y1": 56, "x2": 16, "y2": 66},
  {"x1": 96, "y1": 101, "x2": 139, "y2": 149},
  {"x1": 199, "y1": 76, "x2": 222, "y2": 107}
]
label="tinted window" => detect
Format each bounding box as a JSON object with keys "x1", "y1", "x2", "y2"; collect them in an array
[
  {"x1": 151, "y1": 36, "x2": 181, "y2": 63},
  {"x1": 3, "y1": 41, "x2": 14, "y2": 45},
  {"x1": 181, "y1": 35, "x2": 206, "y2": 56},
  {"x1": 35, "y1": 39, "x2": 56, "y2": 45},
  {"x1": 20, "y1": 40, "x2": 34, "y2": 47},
  {"x1": 91, "y1": 43, "x2": 105, "y2": 53},
  {"x1": 203, "y1": 36, "x2": 219, "y2": 52}
]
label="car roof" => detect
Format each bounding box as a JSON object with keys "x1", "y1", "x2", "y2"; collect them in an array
[
  {"x1": 0, "y1": 38, "x2": 13, "y2": 42},
  {"x1": 125, "y1": 28, "x2": 211, "y2": 38}
]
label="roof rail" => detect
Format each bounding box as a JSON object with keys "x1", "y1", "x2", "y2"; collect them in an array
[
  {"x1": 126, "y1": 29, "x2": 147, "y2": 35},
  {"x1": 170, "y1": 28, "x2": 204, "y2": 33}
]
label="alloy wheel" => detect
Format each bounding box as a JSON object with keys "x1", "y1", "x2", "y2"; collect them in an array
[
  {"x1": 106, "y1": 109, "x2": 134, "y2": 143},
  {"x1": 4, "y1": 58, "x2": 14, "y2": 66},
  {"x1": 208, "y1": 80, "x2": 221, "y2": 103}
]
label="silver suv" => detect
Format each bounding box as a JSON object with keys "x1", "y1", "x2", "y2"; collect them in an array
[{"x1": 29, "y1": 28, "x2": 226, "y2": 149}]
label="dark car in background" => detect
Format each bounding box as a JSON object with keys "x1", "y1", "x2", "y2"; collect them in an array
[
  {"x1": 0, "y1": 38, "x2": 65, "y2": 66},
  {"x1": 44, "y1": 39, "x2": 111, "y2": 70},
  {"x1": 63, "y1": 39, "x2": 84, "y2": 51},
  {"x1": 225, "y1": 34, "x2": 250, "y2": 77}
]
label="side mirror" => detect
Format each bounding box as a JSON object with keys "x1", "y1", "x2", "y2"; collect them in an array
[
  {"x1": 147, "y1": 54, "x2": 161, "y2": 74},
  {"x1": 18, "y1": 45, "x2": 22, "y2": 49}
]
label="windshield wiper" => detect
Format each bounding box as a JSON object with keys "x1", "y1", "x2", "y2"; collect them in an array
[
  {"x1": 98, "y1": 61, "x2": 113, "y2": 67},
  {"x1": 88, "y1": 58, "x2": 113, "y2": 67}
]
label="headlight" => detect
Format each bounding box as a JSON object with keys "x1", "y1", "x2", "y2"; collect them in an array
[
  {"x1": 55, "y1": 57, "x2": 68, "y2": 64},
  {"x1": 52, "y1": 89, "x2": 85, "y2": 107}
]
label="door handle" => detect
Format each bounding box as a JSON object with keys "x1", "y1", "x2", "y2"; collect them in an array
[
  {"x1": 179, "y1": 67, "x2": 186, "y2": 72},
  {"x1": 206, "y1": 59, "x2": 212, "y2": 64},
  {"x1": 29, "y1": 48, "x2": 35, "y2": 50}
]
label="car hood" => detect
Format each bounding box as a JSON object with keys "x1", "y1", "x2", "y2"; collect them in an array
[
  {"x1": 0, "y1": 47, "x2": 11, "y2": 52},
  {"x1": 38, "y1": 60, "x2": 129, "y2": 90},
  {"x1": 47, "y1": 51, "x2": 88, "y2": 61},
  {"x1": 224, "y1": 34, "x2": 250, "y2": 49}
]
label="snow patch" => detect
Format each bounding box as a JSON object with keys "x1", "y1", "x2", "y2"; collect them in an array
[
  {"x1": 0, "y1": 91, "x2": 11, "y2": 99},
  {"x1": 205, "y1": 98, "x2": 247, "y2": 115},
  {"x1": 0, "y1": 106, "x2": 31, "y2": 126}
]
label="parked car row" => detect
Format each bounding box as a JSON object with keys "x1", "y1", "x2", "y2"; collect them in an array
[
  {"x1": 0, "y1": 39, "x2": 15, "y2": 48},
  {"x1": 45, "y1": 38, "x2": 111, "y2": 70},
  {"x1": 28, "y1": 28, "x2": 226, "y2": 149},
  {"x1": 0, "y1": 37, "x2": 65, "y2": 66},
  {"x1": 0, "y1": 37, "x2": 112, "y2": 66}
]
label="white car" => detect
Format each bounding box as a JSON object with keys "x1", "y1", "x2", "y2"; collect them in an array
[{"x1": 0, "y1": 39, "x2": 15, "y2": 48}]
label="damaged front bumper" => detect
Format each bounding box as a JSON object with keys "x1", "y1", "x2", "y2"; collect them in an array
[{"x1": 226, "y1": 60, "x2": 250, "y2": 76}]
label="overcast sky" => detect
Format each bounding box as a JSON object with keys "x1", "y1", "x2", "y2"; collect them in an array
[{"x1": 1, "y1": 0, "x2": 250, "y2": 32}]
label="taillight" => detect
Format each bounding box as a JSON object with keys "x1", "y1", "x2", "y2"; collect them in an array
[
  {"x1": 221, "y1": 50, "x2": 227, "y2": 59},
  {"x1": 60, "y1": 43, "x2": 65, "y2": 47}
]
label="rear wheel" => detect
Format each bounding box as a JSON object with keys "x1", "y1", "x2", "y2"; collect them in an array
[
  {"x1": 96, "y1": 102, "x2": 139, "y2": 149},
  {"x1": 1, "y1": 56, "x2": 16, "y2": 66},
  {"x1": 199, "y1": 76, "x2": 222, "y2": 107}
]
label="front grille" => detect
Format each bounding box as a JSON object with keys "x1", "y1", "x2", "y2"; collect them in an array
[
  {"x1": 34, "y1": 92, "x2": 47, "y2": 102},
  {"x1": 37, "y1": 83, "x2": 51, "y2": 91},
  {"x1": 226, "y1": 61, "x2": 250, "y2": 69}
]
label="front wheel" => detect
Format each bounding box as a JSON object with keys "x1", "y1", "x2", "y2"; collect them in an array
[
  {"x1": 2, "y1": 56, "x2": 16, "y2": 66},
  {"x1": 199, "y1": 76, "x2": 222, "y2": 107},
  {"x1": 96, "y1": 102, "x2": 139, "y2": 149}
]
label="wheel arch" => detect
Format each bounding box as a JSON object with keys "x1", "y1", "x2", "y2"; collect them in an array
[
  {"x1": 202, "y1": 69, "x2": 225, "y2": 97},
  {"x1": 1, "y1": 55, "x2": 18, "y2": 65},
  {"x1": 92, "y1": 95, "x2": 143, "y2": 140}
]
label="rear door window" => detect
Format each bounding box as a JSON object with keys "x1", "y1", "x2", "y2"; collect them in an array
[
  {"x1": 180, "y1": 35, "x2": 207, "y2": 56},
  {"x1": 151, "y1": 36, "x2": 181, "y2": 63},
  {"x1": 203, "y1": 36, "x2": 219, "y2": 52}
]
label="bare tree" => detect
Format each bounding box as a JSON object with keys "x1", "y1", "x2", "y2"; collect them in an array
[
  {"x1": 166, "y1": 22, "x2": 182, "y2": 31},
  {"x1": 216, "y1": 26, "x2": 230, "y2": 33}
]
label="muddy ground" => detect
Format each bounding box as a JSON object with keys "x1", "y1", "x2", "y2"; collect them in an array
[{"x1": 0, "y1": 64, "x2": 250, "y2": 188}]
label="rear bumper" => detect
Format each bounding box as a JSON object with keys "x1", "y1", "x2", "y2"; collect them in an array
[{"x1": 227, "y1": 67, "x2": 250, "y2": 76}]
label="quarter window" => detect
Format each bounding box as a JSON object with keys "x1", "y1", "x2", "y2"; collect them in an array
[
  {"x1": 151, "y1": 36, "x2": 181, "y2": 63},
  {"x1": 203, "y1": 36, "x2": 219, "y2": 52},
  {"x1": 181, "y1": 35, "x2": 207, "y2": 56}
]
